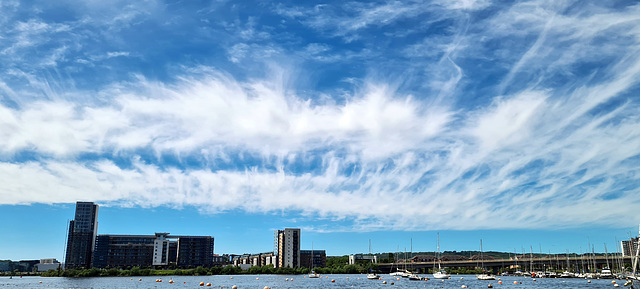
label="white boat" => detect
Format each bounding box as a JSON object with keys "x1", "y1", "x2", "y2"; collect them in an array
[
  {"x1": 367, "y1": 273, "x2": 380, "y2": 279},
  {"x1": 309, "y1": 242, "x2": 320, "y2": 278},
  {"x1": 600, "y1": 268, "x2": 614, "y2": 279},
  {"x1": 390, "y1": 270, "x2": 409, "y2": 277},
  {"x1": 476, "y1": 239, "x2": 496, "y2": 280},
  {"x1": 432, "y1": 233, "x2": 451, "y2": 279},
  {"x1": 408, "y1": 273, "x2": 422, "y2": 280},
  {"x1": 560, "y1": 271, "x2": 575, "y2": 278},
  {"x1": 433, "y1": 270, "x2": 451, "y2": 279},
  {"x1": 477, "y1": 273, "x2": 496, "y2": 280}
]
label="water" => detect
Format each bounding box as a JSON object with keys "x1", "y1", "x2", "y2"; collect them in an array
[{"x1": 0, "y1": 274, "x2": 630, "y2": 289}]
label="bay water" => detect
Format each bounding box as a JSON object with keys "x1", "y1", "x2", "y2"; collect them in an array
[{"x1": 0, "y1": 274, "x2": 628, "y2": 289}]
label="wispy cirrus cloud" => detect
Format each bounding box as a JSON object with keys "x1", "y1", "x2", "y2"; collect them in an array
[{"x1": 1, "y1": 0, "x2": 640, "y2": 232}]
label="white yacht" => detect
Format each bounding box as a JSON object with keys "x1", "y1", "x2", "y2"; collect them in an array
[
  {"x1": 599, "y1": 268, "x2": 614, "y2": 279},
  {"x1": 432, "y1": 233, "x2": 451, "y2": 279},
  {"x1": 476, "y1": 273, "x2": 497, "y2": 280},
  {"x1": 476, "y1": 239, "x2": 496, "y2": 280}
]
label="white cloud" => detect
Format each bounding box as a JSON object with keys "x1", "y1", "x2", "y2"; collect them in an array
[{"x1": 1, "y1": 0, "x2": 640, "y2": 232}]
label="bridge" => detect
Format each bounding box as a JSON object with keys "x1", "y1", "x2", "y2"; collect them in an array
[{"x1": 378, "y1": 256, "x2": 634, "y2": 274}]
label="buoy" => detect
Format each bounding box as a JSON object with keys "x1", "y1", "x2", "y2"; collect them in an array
[
  {"x1": 291, "y1": 278, "x2": 293, "y2": 281},
  {"x1": 383, "y1": 281, "x2": 387, "y2": 284},
  {"x1": 331, "y1": 279, "x2": 335, "y2": 282},
  {"x1": 513, "y1": 281, "x2": 517, "y2": 284},
  {"x1": 612, "y1": 280, "x2": 617, "y2": 284},
  {"x1": 130, "y1": 278, "x2": 133, "y2": 280},
  {"x1": 461, "y1": 277, "x2": 464, "y2": 280},
  {"x1": 347, "y1": 277, "x2": 349, "y2": 279},
  {"x1": 264, "y1": 287, "x2": 270, "y2": 289},
  {"x1": 588, "y1": 280, "x2": 591, "y2": 283},
  {"x1": 532, "y1": 278, "x2": 536, "y2": 281},
  {"x1": 391, "y1": 282, "x2": 394, "y2": 285},
  {"x1": 200, "y1": 282, "x2": 205, "y2": 286},
  {"x1": 256, "y1": 277, "x2": 259, "y2": 280},
  {"x1": 462, "y1": 285, "x2": 467, "y2": 288},
  {"x1": 230, "y1": 277, "x2": 233, "y2": 279},
  {"x1": 614, "y1": 284, "x2": 619, "y2": 287},
  {"x1": 39, "y1": 281, "x2": 43, "y2": 284},
  {"x1": 397, "y1": 278, "x2": 400, "y2": 280},
  {"x1": 488, "y1": 284, "x2": 493, "y2": 288},
  {"x1": 232, "y1": 286, "x2": 238, "y2": 289},
  {"x1": 285, "y1": 278, "x2": 288, "y2": 281},
  {"x1": 206, "y1": 283, "x2": 211, "y2": 287},
  {"x1": 169, "y1": 280, "x2": 174, "y2": 284},
  {"x1": 139, "y1": 279, "x2": 142, "y2": 281}
]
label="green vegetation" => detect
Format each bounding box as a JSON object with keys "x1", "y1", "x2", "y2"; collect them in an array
[{"x1": 38, "y1": 265, "x2": 310, "y2": 277}]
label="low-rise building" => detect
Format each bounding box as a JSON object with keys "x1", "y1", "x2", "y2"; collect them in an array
[
  {"x1": 349, "y1": 254, "x2": 377, "y2": 264},
  {"x1": 93, "y1": 233, "x2": 214, "y2": 268},
  {"x1": 35, "y1": 259, "x2": 62, "y2": 272},
  {"x1": 300, "y1": 250, "x2": 326, "y2": 269}
]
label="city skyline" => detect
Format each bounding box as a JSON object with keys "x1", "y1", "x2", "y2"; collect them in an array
[
  {"x1": 1, "y1": 1, "x2": 640, "y2": 263},
  {"x1": 2, "y1": 203, "x2": 638, "y2": 262}
]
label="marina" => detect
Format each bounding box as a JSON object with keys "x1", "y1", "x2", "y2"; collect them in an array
[{"x1": 0, "y1": 274, "x2": 636, "y2": 289}]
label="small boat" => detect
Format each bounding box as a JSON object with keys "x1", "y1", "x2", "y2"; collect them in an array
[
  {"x1": 560, "y1": 271, "x2": 575, "y2": 278},
  {"x1": 308, "y1": 271, "x2": 320, "y2": 278},
  {"x1": 432, "y1": 233, "x2": 451, "y2": 279},
  {"x1": 599, "y1": 268, "x2": 614, "y2": 279},
  {"x1": 476, "y1": 239, "x2": 496, "y2": 280},
  {"x1": 367, "y1": 273, "x2": 380, "y2": 279},
  {"x1": 408, "y1": 273, "x2": 422, "y2": 280},
  {"x1": 477, "y1": 273, "x2": 496, "y2": 280},
  {"x1": 433, "y1": 270, "x2": 451, "y2": 279}
]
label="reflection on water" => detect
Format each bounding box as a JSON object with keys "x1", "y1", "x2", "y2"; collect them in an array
[{"x1": 0, "y1": 274, "x2": 630, "y2": 289}]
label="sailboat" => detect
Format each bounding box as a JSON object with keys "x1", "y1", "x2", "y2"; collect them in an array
[
  {"x1": 366, "y1": 239, "x2": 380, "y2": 280},
  {"x1": 476, "y1": 239, "x2": 496, "y2": 280},
  {"x1": 433, "y1": 233, "x2": 451, "y2": 279},
  {"x1": 308, "y1": 242, "x2": 320, "y2": 278},
  {"x1": 389, "y1": 246, "x2": 407, "y2": 276}
]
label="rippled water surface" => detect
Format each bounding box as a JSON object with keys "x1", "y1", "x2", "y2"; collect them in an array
[{"x1": 0, "y1": 274, "x2": 631, "y2": 289}]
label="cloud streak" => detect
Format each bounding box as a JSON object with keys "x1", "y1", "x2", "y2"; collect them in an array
[{"x1": 1, "y1": 0, "x2": 640, "y2": 232}]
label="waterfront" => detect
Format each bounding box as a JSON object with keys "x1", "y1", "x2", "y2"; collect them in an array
[{"x1": 0, "y1": 274, "x2": 631, "y2": 289}]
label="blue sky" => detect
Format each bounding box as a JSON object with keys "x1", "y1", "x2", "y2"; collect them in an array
[{"x1": 1, "y1": 0, "x2": 640, "y2": 261}]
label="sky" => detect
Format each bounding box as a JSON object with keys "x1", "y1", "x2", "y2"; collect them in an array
[{"x1": 1, "y1": 0, "x2": 640, "y2": 261}]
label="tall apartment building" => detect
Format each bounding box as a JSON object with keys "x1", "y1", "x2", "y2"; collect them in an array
[
  {"x1": 93, "y1": 233, "x2": 214, "y2": 268},
  {"x1": 621, "y1": 237, "x2": 639, "y2": 257},
  {"x1": 65, "y1": 202, "x2": 99, "y2": 269},
  {"x1": 273, "y1": 228, "x2": 300, "y2": 268}
]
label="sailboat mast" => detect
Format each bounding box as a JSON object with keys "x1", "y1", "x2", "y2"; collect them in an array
[
  {"x1": 437, "y1": 233, "x2": 441, "y2": 270},
  {"x1": 632, "y1": 225, "x2": 640, "y2": 278}
]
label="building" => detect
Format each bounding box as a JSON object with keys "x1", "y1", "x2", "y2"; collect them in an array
[
  {"x1": 274, "y1": 228, "x2": 300, "y2": 268},
  {"x1": 177, "y1": 236, "x2": 215, "y2": 267},
  {"x1": 0, "y1": 260, "x2": 39, "y2": 272},
  {"x1": 35, "y1": 259, "x2": 62, "y2": 272},
  {"x1": 93, "y1": 233, "x2": 214, "y2": 268},
  {"x1": 65, "y1": 202, "x2": 99, "y2": 269},
  {"x1": 621, "y1": 237, "x2": 639, "y2": 257},
  {"x1": 410, "y1": 255, "x2": 436, "y2": 263},
  {"x1": 232, "y1": 252, "x2": 276, "y2": 268},
  {"x1": 348, "y1": 254, "x2": 377, "y2": 264},
  {"x1": 300, "y1": 250, "x2": 326, "y2": 269},
  {"x1": 93, "y1": 234, "x2": 156, "y2": 268}
]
